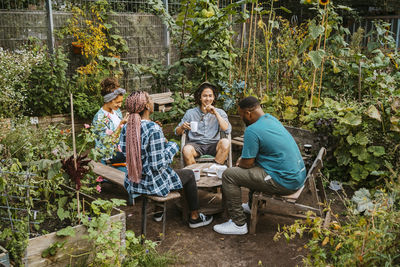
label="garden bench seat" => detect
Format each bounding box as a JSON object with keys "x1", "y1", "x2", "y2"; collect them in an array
[
  {"x1": 249, "y1": 147, "x2": 327, "y2": 234},
  {"x1": 149, "y1": 92, "x2": 174, "y2": 112}
]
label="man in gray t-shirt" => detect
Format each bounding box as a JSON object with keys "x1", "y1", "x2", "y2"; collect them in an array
[{"x1": 175, "y1": 82, "x2": 231, "y2": 166}]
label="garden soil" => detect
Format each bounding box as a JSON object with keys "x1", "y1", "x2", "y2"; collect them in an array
[
  {"x1": 99, "y1": 150, "x2": 345, "y2": 267},
  {"x1": 101, "y1": 182, "x2": 312, "y2": 267}
]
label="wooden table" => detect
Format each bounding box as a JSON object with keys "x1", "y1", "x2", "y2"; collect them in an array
[{"x1": 184, "y1": 163, "x2": 224, "y2": 215}]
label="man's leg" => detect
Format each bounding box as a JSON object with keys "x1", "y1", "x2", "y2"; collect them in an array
[
  {"x1": 182, "y1": 145, "x2": 199, "y2": 166},
  {"x1": 221, "y1": 166, "x2": 268, "y2": 226},
  {"x1": 215, "y1": 138, "x2": 230, "y2": 165}
]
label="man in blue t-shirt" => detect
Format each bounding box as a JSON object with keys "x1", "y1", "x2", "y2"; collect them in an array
[{"x1": 213, "y1": 96, "x2": 306, "y2": 235}]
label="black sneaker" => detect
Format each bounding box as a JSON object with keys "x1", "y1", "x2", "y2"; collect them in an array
[
  {"x1": 153, "y1": 211, "x2": 163, "y2": 222},
  {"x1": 188, "y1": 213, "x2": 213, "y2": 228}
]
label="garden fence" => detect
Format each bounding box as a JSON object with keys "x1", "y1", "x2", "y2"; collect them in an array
[
  {"x1": 0, "y1": 168, "x2": 40, "y2": 266},
  {"x1": 0, "y1": 1, "x2": 399, "y2": 91}
]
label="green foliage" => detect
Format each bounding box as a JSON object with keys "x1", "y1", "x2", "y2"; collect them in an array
[
  {"x1": 303, "y1": 97, "x2": 400, "y2": 187},
  {"x1": 274, "y1": 179, "x2": 400, "y2": 266},
  {"x1": 24, "y1": 44, "x2": 71, "y2": 116},
  {"x1": 73, "y1": 92, "x2": 101, "y2": 120},
  {"x1": 0, "y1": 45, "x2": 43, "y2": 118},
  {"x1": 218, "y1": 80, "x2": 245, "y2": 114},
  {"x1": 133, "y1": 0, "x2": 243, "y2": 94}
]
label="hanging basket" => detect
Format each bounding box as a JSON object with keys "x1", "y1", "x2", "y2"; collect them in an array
[{"x1": 71, "y1": 42, "x2": 83, "y2": 55}]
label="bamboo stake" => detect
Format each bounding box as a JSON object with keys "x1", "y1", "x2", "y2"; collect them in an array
[
  {"x1": 229, "y1": 0, "x2": 233, "y2": 85},
  {"x1": 238, "y1": 4, "x2": 247, "y2": 79},
  {"x1": 70, "y1": 93, "x2": 80, "y2": 218},
  {"x1": 317, "y1": 7, "x2": 330, "y2": 107},
  {"x1": 251, "y1": 1, "x2": 258, "y2": 69},
  {"x1": 244, "y1": 1, "x2": 255, "y2": 91},
  {"x1": 309, "y1": 4, "x2": 327, "y2": 112},
  {"x1": 265, "y1": 0, "x2": 275, "y2": 92}
]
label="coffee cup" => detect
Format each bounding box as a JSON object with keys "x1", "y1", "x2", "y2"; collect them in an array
[
  {"x1": 193, "y1": 169, "x2": 201, "y2": 181},
  {"x1": 190, "y1": 121, "x2": 198, "y2": 132},
  {"x1": 216, "y1": 166, "x2": 228, "y2": 179}
]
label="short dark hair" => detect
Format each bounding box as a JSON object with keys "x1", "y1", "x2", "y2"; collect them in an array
[
  {"x1": 238, "y1": 96, "x2": 260, "y2": 110},
  {"x1": 100, "y1": 77, "x2": 120, "y2": 96},
  {"x1": 194, "y1": 82, "x2": 217, "y2": 106}
]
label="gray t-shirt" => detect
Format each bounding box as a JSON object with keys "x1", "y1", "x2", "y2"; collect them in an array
[{"x1": 176, "y1": 107, "x2": 232, "y2": 145}]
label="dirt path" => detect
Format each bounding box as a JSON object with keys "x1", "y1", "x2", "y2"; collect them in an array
[{"x1": 101, "y1": 183, "x2": 308, "y2": 267}]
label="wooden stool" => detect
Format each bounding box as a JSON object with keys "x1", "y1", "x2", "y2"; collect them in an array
[{"x1": 141, "y1": 191, "x2": 181, "y2": 243}]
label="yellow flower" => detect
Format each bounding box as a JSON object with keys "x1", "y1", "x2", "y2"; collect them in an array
[{"x1": 319, "y1": 0, "x2": 329, "y2": 5}]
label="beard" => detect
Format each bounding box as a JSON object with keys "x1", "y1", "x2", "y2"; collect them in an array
[{"x1": 243, "y1": 118, "x2": 251, "y2": 126}]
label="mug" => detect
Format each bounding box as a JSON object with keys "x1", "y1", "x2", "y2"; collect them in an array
[
  {"x1": 190, "y1": 121, "x2": 198, "y2": 132},
  {"x1": 193, "y1": 169, "x2": 201, "y2": 181}
]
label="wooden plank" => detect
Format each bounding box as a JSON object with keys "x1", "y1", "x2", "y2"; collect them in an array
[{"x1": 90, "y1": 161, "x2": 125, "y2": 187}]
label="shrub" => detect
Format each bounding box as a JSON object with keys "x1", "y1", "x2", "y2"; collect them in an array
[{"x1": 0, "y1": 46, "x2": 43, "y2": 118}]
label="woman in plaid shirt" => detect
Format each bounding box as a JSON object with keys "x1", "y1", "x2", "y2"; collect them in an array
[{"x1": 119, "y1": 91, "x2": 213, "y2": 228}]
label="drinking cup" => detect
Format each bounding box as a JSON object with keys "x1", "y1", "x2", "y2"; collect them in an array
[
  {"x1": 193, "y1": 169, "x2": 201, "y2": 181},
  {"x1": 190, "y1": 121, "x2": 198, "y2": 132}
]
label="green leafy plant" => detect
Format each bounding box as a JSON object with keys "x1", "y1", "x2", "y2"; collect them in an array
[{"x1": 274, "y1": 178, "x2": 400, "y2": 266}]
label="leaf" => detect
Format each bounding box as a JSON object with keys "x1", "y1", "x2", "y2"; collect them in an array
[
  {"x1": 367, "y1": 146, "x2": 385, "y2": 157},
  {"x1": 279, "y1": 6, "x2": 291, "y2": 14},
  {"x1": 342, "y1": 112, "x2": 362, "y2": 126},
  {"x1": 354, "y1": 132, "x2": 369, "y2": 146},
  {"x1": 57, "y1": 207, "x2": 70, "y2": 221},
  {"x1": 308, "y1": 50, "x2": 325, "y2": 68},
  {"x1": 391, "y1": 97, "x2": 400, "y2": 112},
  {"x1": 57, "y1": 226, "x2": 76, "y2": 237},
  {"x1": 322, "y1": 236, "x2": 329, "y2": 246},
  {"x1": 309, "y1": 24, "x2": 325, "y2": 39},
  {"x1": 366, "y1": 105, "x2": 381, "y2": 122},
  {"x1": 283, "y1": 106, "x2": 298, "y2": 120},
  {"x1": 350, "y1": 164, "x2": 369, "y2": 181},
  {"x1": 350, "y1": 146, "x2": 369, "y2": 161}
]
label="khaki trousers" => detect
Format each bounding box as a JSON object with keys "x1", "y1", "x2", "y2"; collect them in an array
[{"x1": 222, "y1": 166, "x2": 296, "y2": 226}]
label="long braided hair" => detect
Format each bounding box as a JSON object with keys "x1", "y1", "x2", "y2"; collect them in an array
[{"x1": 125, "y1": 91, "x2": 148, "y2": 183}]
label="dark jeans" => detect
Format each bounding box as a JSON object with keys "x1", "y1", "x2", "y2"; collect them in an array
[{"x1": 175, "y1": 169, "x2": 199, "y2": 211}]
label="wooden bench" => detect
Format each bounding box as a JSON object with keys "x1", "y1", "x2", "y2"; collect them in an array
[
  {"x1": 91, "y1": 161, "x2": 183, "y2": 241},
  {"x1": 149, "y1": 92, "x2": 191, "y2": 113},
  {"x1": 149, "y1": 92, "x2": 174, "y2": 112}
]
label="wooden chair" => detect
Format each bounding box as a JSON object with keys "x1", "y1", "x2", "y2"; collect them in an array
[
  {"x1": 180, "y1": 131, "x2": 233, "y2": 168},
  {"x1": 249, "y1": 147, "x2": 327, "y2": 234}
]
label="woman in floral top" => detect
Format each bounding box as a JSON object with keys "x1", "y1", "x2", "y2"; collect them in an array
[
  {"x1": 92, "y1": 77, "x2": 128, "y2": 163},
  {"x1": 119, "y1": 91, "x2": 213, "y2": 228}
]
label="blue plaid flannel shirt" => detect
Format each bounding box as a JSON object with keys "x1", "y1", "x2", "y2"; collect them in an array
[{"x1": 119, "y1": 120, "x2": 182, "y2": 197}]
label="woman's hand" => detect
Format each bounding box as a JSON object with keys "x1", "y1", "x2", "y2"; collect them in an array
[
  {"x1": 121, "y1": 113, "x2": 129, "y2": 125},
  {"x1": 155, "y1": 120, "x2": 163, "y2": 127}
]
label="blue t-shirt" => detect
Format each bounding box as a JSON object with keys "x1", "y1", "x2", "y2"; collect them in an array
[{"x1": 241, "y1": 114, "x2": 306, "y2": 190}]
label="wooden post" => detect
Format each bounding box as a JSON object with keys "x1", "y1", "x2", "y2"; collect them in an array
[{"x1": 70, "y1": 93, "x2": 80, "y2": 217}]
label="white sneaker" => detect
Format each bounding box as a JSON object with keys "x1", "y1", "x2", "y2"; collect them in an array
[
  {"x1": 242, "y1": 202, "x2": 251, "y2": 214},
  {"x1": 213, "y1": 220, "x2": 248, "y2": 235}
]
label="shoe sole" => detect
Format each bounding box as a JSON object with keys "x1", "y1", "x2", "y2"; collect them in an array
[
  {"x1": 153, "y1": 216, "x2": 163, "y2": 222},
  {"x1": 189, "y1": 218, "x2": 213, "y2": 229},
  {"x1": 213, "y1": 228, "x2": 248, "y2": 235}
]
